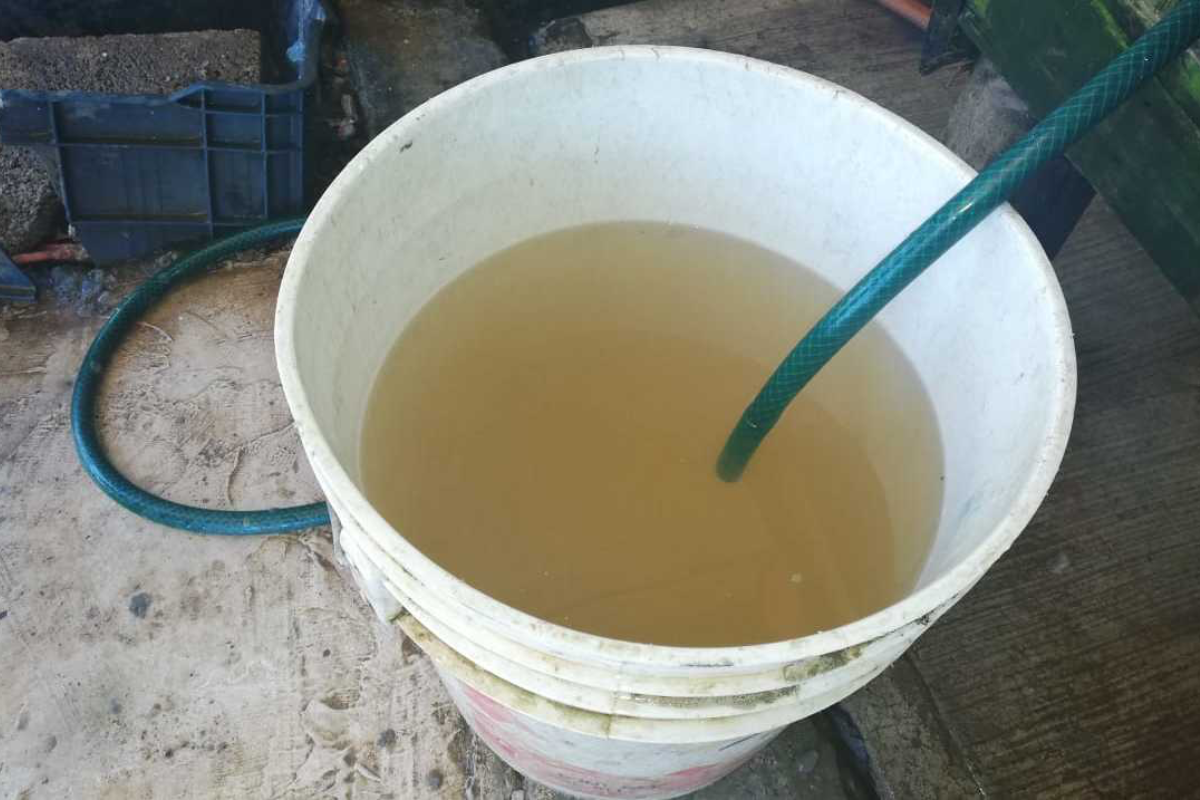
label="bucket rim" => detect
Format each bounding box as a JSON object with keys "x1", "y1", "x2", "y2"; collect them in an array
[{"x1": 276, "y1": 44, "x2": 1077, "y2": 670}]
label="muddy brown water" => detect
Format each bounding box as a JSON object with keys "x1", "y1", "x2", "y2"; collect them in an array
[{"x1": 361, "y1": 222, "x2": 943, "y2": 647}]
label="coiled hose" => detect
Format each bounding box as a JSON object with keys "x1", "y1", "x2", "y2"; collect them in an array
[
  {"x1": 717, "y1": 0, "x2": 1200, "y2": 480},
  {"x1": 72, "y1": 218, "x2": 330, "y2": 534}
]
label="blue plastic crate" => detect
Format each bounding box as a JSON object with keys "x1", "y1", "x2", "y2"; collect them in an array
[{"x1": 0, "y1": 0, "x2": 329, "y2": 263}]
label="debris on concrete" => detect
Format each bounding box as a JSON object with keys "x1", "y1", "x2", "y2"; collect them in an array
[
  {"x1": 47, "y1": 264, "x2": 118, "y2": 315},
  {"x1": 310, "y1": 41, "x2": 369, "y2": 196},
  {"x1": 475, "y1": 0, "x2": 632, "y2": 56},
  {"x1": 0, "y1": 146, "x2": 60, "y2": 254},
  {"x1": 0, "y1": 29, "x2": 261, "y2": 95},
  {"x1": 128, "y1": 592, "x2": 153, "y2": 619},
  {"x1": 333, "y1": 92, "x2": 359, "y2": 140},
  {"x1": 10, "y1": 242, "x2": 88, "y2": 266},
  {"x1": 339, "y1": 0, "x2": 508, "y2": 139},
  {"x1": 533, "y1": 16, "x2": 598, "y2": 54}
]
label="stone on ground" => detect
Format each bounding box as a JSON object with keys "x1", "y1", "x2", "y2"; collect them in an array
[
  {"x1": 0, "y1": 146, "x2": 59, "y2": 253},
  {"x1": 472, "y1": 0, "x2": 633, "y2": 55},
  {"x1": 339, "y1": 0, "x2": 508, "y2": 139}
]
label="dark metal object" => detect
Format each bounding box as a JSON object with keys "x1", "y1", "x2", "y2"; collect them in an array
[
  {"x1": 1009, "y1": 158, "x2": 1096, "y2": 260},
  {"x1": 822, "y1": 707, "x2": 880, "y2": 800},
  {"x1": 920, "y1": 0, "x2": 974, "y2": 74}
]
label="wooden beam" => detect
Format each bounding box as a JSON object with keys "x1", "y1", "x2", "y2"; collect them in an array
[{"x1": 960, "y1": 0, "x2": 1200, "y2": 309}]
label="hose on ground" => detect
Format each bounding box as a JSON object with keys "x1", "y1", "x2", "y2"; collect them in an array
[{"x1": 71, "y1": 218, "x2": 331, "y2": 535}]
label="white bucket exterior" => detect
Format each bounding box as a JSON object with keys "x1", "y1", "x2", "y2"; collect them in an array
[{"x1": 275, "y1": 47, "x2": 1076, "y2": 799}]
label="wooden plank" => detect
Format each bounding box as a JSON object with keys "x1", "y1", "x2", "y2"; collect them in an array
[
  {"x1": 1101, "y1": 0, "x2": 1200, "y2": 122},
  {"x1": 960, "y1": 0, "x2": 1200, "y2": 309}
]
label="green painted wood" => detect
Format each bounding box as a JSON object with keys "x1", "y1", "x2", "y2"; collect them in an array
[{"x1": 962, "y1": 0, "x2": 1200, "y2": 308}]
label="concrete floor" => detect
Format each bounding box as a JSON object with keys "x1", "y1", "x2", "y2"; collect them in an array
[{"x1": 0, "y1": 250, "x2": 853, "y2": 799}]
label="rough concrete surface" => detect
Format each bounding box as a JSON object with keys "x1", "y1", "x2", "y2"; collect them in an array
[
  {"x1": 0, "y1": 146, "x2": 59, "y2": 253},
  {"x1": 0, "y1": 29, "x2": 261, "y2": 95},
  {"x1": 839, "y1": 658, "x2": 983, "y2": 799},
  {"x1": 0, "y1": 250, "x2": 852, "y2": 799},
  {"x1": 0, "y1": 253, "x2": 463, "y2": 799},
  {"x1": 340, "y1": 0, "x2": 507, "y2": 138}
]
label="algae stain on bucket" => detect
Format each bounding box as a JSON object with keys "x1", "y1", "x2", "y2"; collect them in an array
[{"x1": 359, "y1": 221, "x2": 944, "y2": 648}]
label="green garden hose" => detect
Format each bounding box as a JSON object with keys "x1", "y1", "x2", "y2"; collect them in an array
[
  {"x1": 71, "y1": 218, "x2": 330, "y2": 534},
  {"x1": 717, "y1": 0, "x2": 1200, "y2": 481}
]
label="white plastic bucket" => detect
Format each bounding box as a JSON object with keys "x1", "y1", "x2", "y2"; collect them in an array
[{"x1": 276, "y1": 47, "x2": 1075, "y2": 799}]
